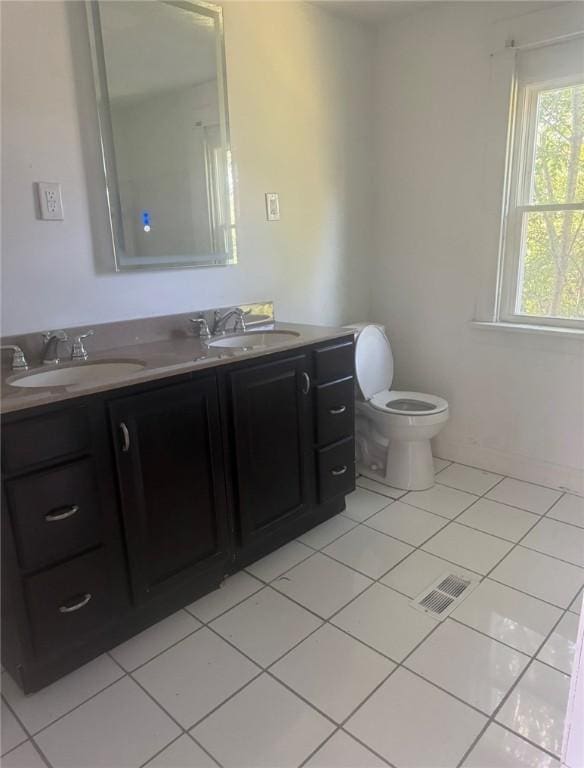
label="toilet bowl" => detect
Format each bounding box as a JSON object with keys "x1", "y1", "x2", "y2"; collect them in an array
[{"x1": 348, "y1": 323, "x2": 449, "y2": 491}]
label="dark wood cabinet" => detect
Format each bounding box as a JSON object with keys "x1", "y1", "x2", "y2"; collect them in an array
[
  {"x1": 1, "y1": 333, "x2": 354, "y2": 692},
  {"x1": 109, "y1": 377, "x2": 230, "y2": 602},
  {"x1": 228, "y1": 354, "x2": 314, "y2": 548}
]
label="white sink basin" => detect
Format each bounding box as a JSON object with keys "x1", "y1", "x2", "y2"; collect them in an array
[
  {"x1": 208, "y1": 331, "x2": 300, "y2": 350},
  {"x1": 10, "y1": 361, "x2": 145, "y2": 389}
]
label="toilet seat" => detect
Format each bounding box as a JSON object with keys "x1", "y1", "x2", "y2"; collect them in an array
[{"x1": 369, "y1": 389, "x2": 448, "y2": 416}]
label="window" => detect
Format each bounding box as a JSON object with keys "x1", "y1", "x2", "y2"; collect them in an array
[{"x1": 500, "y1": 38, "x2": 584, "y2": 329}]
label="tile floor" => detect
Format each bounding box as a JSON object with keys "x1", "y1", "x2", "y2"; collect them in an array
[{"x1": 1, "y1": 459, "x2": 582, "y2": 768}]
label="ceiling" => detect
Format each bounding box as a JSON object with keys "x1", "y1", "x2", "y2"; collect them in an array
[{"x1": 312, "y1": 1, "x2": 432, "y2": 24}]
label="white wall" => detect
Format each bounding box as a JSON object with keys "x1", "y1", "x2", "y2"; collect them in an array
[
  {"x1": 0, "y1": 1, "x2": 373, "y2": 334},
  {"x1": 372, "y1": 2, "x2": 584, "y2": 493}
]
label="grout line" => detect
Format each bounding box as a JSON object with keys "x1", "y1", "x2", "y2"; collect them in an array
[
  {"x1": 3, "y1": 461, "x2": 579, "y2": 768},
  {"x1": 0, "y1": 698, "x2": 53, "y2": 768}
]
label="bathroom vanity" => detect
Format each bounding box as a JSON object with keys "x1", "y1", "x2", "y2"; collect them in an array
[{"x1": 1, "y1": 311, "x2": 355, "y2": 692}]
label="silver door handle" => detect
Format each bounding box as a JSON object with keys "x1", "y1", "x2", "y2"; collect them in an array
[
  {"x1": 331, "y1": 465, "x2": 348, "y2": 476},
  {"x1": 329, "y1": 405, "x2": 347, "y2": 415},
  {"x1": 301, "y1": 372, "x2": 311, "y2": 395},
  {"x1": 59, "y1": 593, "x2": 92, "y2": 613},
  {"x1": 45, "y1": 504, "x2": 79, "y2": 522},
  {"x1": 120, "y1": 422, "x2": 130, "y2": 452}
]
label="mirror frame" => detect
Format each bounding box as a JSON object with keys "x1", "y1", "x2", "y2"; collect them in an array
[{"x1": 86, "y1": 0, "x2": 237, "y2": 271}]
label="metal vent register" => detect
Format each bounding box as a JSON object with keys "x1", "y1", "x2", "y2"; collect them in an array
[{"x1": 410, "y1": 573, "x2": 478, "y2": 619}]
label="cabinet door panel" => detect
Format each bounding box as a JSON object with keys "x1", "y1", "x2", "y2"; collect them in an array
[
  {"x1": 109, "y1": 377, "x2": 228, "y2": 600},
  {"x1": 230, "y1": 354, "x2": 314, "y2": 542}
]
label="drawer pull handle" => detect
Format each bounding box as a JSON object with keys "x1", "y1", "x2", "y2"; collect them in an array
[
  {"x1": 329, "y1": 405, "x2": 347, "y2": 415},
  {"x1": 59, "y1": 593, "x2": 92, "y2": 613},
  {"x1": 331, "y1": 465, "x2": 348, "y2": 476},
  {"x1": 45, "y1": 505, "x2": 79, "y2": 523},
  {"x1": 120, "y1": 422, "x2": 130, "y2": 452},
  {"x1": 301, "y1": 372, "x2": 311, "y2": 395}
]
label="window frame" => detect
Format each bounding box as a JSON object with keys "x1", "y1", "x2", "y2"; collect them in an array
[{"x1": 498, "y1": 72, "x2": 584, "y2": 330}]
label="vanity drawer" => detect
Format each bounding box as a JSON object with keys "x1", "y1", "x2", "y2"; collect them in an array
[
  {"x1": 313, "y1": 341, "x2": 354, "y2": 383},
  {"x1": 315, "y1": 377, "x2": 354, "y2": 446},
  {"x1": 317, "y1": 437, "x2": 355, "y2": 503},
  {"x1": 25, "y1": 548, "x2": 112, "y2": 657},
  {"x1": 6, "y1": 459, "x2": 102, "y2": 572},
  {"x1": 3, "y1": 407, "x2": 90, "y2": 475}
]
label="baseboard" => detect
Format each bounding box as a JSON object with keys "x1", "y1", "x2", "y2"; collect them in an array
[{"x1": 433, "y1": 437, "x2": 584, "y2": 496}]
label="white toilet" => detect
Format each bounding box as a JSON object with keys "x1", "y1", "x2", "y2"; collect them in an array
[{"x1": 349, "y1": 323, "x2": 449, "y2": 491}]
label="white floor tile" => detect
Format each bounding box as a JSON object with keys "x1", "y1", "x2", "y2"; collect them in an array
[
  {"x1": 1, "y1": 654, "x2": 123, "y2": 734},
  {"x1": 537, "y1": 612, "x2": 579, "y2": 675},
  {"x1": 365, "y1": 500, "x2": 448, "y2": 546},
  {"x1": 332, "y1": 583, "x2": 437, "y2": 661},
  {"x1": 134, "y1": 627, "x2": 259, "y2": 728},
  {"x1": 144, "y1": 734, "x2": 218, "y2": 767},
  {"x1": 245, "y1": 540, "x2": 313, "y2": 582},
  {"x1": 452, "y1": 579, "x2": 562, "y2": 655},
  {"x1": 343, "y1": 488, "x2": 392, "y2": 522},
  {"x1": 496, "y1": 660, "x2": 570, "y2": 757},
  {"x1": 1, "y1": 742, "x2": 47, "y2": 768},
  {"x1": 547, "y1": 493, "x2": 584, "y2": 528},
  {"x1": 403, "y1": 484, "x2": 478, "y2": 519},
  {"x1": 522, "y1": 517, "x2": 584, "y2": 567},
  {"x1": 436, "y1": 463, "x2": 502, "y2": 495},
  {"x1": 463, "y1": 723, "x2": 560, "y2": 768},
  {"x1": 35, "y1": 676, "x2": 180, "y2": 768},
  {"x1": 422, "y1": 523, "x2": 513, "y2": 574},
  {"x1": 381, "y1": 550, "x2": 478, "y2": 597},
  {"x1": 304, "y1": 730, "x2": 387, "y2": 768},
  {"x1": 186, "y1": 572, "x2": 264, "y2": 622},
  {"x1": 271, "y1": 624, "x2": 394, "y2": 722},
  {"x1": 272, "y1": 553, "x2": 372, "y2": 618},
  {"x1": 457, "y1": 498, "x2": 539, "y2": 542},
  {"x1": 355, "y1": 476, "x2": 407, "y2": 500},
  {"x1": 110, "y1": 610, "x2": 201, "y2": 671},
  {"x1": 487, "y1": 478, "x2": 562, "y2": 515},
  {"x1": 1, "y1": 703, "x2": 26, "y2": 757},
  {"x1": 346, "y1": 667, "x2": 487, "y2": 768},
  {"x1": 406, "y1": 620, "x2": 529, "y2": 714},
  {"x1": 298, "y1": 514, "x2": 357, "y2": 550},
  {"x1": 433, "y1": 456, "x2": 451, "y2": 473},
  {"x1": 490, "y1": 546, "x2": 584, "y2": 608},
  {"x1": 210, "y1": 587, "x2": 321, "y2": 666},
  {"x1": 569, "y1": 590, "x2": 583, "y2": 615},
  {"x1": 323, "y1": 525, "x2": 412, "y2": 579},
  {"x1": 191, "y1": 674, "x2": 334, "y2": 768}
]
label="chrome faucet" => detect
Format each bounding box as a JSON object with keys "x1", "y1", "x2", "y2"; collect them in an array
[
  {"x1": 0, "y1": 345, "x2": 29, "y2": 372},
  {"x1": 71, "y1": 330, "x2": 94, "y2": 361},
  {"x1": 42, "y1": 330, "x2": 69, "y2": 365},
  {"x1": 189, "y1": 316, "x2": 211, "y2": 341},
  {"x1": 212, "y1": 308, "x2": 248, "y2": 335}
]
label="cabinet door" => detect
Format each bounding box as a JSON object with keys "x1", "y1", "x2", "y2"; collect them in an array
[
  {"x1": 229, "y1": 353, "x2": 314, "y2": 544},
  {"x1": 109, "y1": 377, "x2": 229, "y2": 601}
]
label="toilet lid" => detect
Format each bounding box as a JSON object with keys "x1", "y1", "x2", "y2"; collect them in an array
[{"x1": 354, "y1": 325, "x2": 394, "y2": 400}]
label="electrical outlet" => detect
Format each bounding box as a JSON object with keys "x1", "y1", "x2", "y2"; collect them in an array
[{"x1": 37, "y1": 182, "x2": 64, "y2": 221}]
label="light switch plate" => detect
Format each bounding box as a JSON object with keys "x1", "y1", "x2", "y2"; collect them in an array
[
  {"x1": 37, "y1": 182, "x2": 64, "y2": 220},
  {"x1": 265, "y1": 192, "x2": 280, "y2": 221}
]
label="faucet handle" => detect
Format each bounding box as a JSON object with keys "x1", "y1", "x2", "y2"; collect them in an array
[
  {"x1": 234, "y1": 308, "x2": 252, "y2": 332},
  {"x1": 71, "y1": 330, "x2": 94, "y2": 361},
  {"x1": 1, "y1": 345, "x2": 29, "y2": 372},
  {"x1": 190, "y1": 317, "x2": 211, "y2": 340}
]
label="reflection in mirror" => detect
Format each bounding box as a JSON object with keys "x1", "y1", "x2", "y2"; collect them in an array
[{"x1": 87, "y1": 1, "x2": 236, "y2": 271}]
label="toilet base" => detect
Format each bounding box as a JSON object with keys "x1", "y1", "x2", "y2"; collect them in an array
[{"x1": 357, "y1": 438, "x2": 435, "y2": 491}]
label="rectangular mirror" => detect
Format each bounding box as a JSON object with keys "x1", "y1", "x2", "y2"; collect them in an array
[{"x1": 87, "y1": 0, "x2": 237, "y2": 271}]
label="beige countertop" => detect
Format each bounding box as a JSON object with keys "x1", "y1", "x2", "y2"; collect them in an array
[{"x1": 1, "y1": 322, "x2": 353, "y2": 415}]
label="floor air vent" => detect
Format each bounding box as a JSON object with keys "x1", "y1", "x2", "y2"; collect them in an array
[{"x1": 410, "y1": 572, "x2": 478, "y2": 620}]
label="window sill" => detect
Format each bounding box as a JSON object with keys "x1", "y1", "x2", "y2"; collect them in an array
[{"x1": 471, "y1": 320, "x2": 584, "y2": 340}]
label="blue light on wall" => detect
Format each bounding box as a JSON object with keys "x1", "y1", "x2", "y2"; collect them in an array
[{"x1": 142, "y1": 210, "x2": 151, "y2": 233}]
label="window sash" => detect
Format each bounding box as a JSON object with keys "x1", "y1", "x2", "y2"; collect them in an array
[{"x1": 499, "y1": 74, "x2": 584, "y2": 329}]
